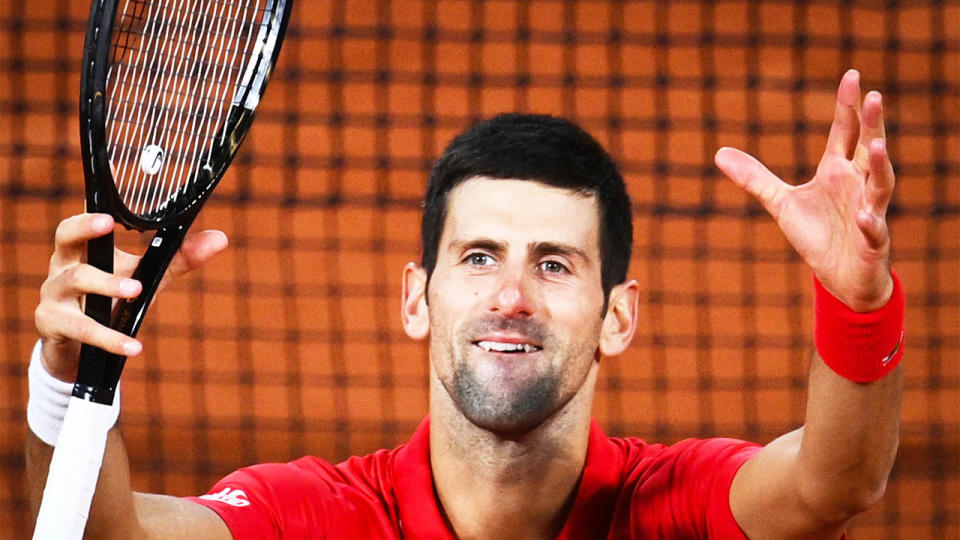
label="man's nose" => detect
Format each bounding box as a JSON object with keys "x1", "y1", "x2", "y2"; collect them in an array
[{"x1": 491, "y1": 265, "x2": 536, "y2": 318}]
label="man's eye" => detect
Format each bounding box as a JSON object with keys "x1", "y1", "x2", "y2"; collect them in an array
[
  {"x1": 467, "y1": 253, "x2": 493, "y2": 266},
  {"x1": 540, "y1": 260, "x2": 568, "y2": 274}
]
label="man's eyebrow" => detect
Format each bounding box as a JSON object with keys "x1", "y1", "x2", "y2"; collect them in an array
[
  {"x1": 447, "y1": 237, "x2": 507, "y2": 254},
  {"x1": 528, "y1": 241, "x2": 589, "y2": 262},
  {"x1": 445, "y1": 238, "x2": 590, "y2": 263}
]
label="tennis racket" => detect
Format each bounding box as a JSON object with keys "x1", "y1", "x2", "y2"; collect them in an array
[{"x1": 34, "y1": 1, "x2": 293, "y2": 537}]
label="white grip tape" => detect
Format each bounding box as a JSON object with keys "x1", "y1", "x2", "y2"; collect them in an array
[{"x1": 33, "y1": 397, "x2": 113, "y2": 540}]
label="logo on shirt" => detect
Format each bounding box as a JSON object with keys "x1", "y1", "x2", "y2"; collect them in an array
[{"x1": 200, "y1": 487, "x2": 251, "y2": 507}]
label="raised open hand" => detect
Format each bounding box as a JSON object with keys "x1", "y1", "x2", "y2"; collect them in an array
[{"x1": 715, "y1": 69, "x2": 895, "y2": 312}]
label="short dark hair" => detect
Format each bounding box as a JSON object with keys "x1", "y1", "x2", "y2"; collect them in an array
[{"x1": 421, "y1": 113, "x2": 633, "y2": 305}]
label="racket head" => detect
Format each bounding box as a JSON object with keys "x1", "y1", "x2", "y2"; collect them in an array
[{"x1": 79, "y1": 0, "x2": 294, "y2": 230}]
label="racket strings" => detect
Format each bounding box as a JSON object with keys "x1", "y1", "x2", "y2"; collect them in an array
[
  {"x1": 110, "y1": 0, "x2": 210, "y2": 214},
  {"x1": 104, "y1": 0, "x2": 268, "y2": 218}
]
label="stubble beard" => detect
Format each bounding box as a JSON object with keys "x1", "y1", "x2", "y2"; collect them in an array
[
  {"x1": 440, "y1": 315, "x2": 564, "y2": 435},
  {"x1": 451, "y1": 358, "x2": 561, "y2": 435}
]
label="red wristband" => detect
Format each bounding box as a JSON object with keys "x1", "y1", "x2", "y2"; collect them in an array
[{"x1": 813, "y1": 271, "x2": 905, "y2": 383}]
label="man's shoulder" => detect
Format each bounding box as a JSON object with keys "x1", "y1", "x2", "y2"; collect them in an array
[
  {"x1": 608, "y1": 434, "x2": 760, "y2": 469},
  {"x1": 227, "y1": 443, "x2": 407, "y2": 494},
  {"x1": 609, "y1": 434, "x2": 760, "y2": 456},
  {"x1": 601, "y1": 433, "x2": 761, "y2": 494},
  {"x1": 595, "y1": 434, "x2": 762, "y2": 539},
  {"x1": 187, "y1": 443, "x2": 410, "y2": 538}
]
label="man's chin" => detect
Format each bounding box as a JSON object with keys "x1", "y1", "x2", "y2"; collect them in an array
[
  {"x1": 450, "y1": 368, "x2": 561, "y2": 437},
  {"x1": 461, "y1": 403, "x2": 555, "y2": 437}
]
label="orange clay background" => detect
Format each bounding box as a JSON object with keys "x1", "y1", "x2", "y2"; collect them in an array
[{"x1": 0, "y1": 1, "x2": 957, "y2": 537}]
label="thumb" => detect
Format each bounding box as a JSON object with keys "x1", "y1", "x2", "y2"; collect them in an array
[
  {"x1": 715, "y1": 147, "x2": 787, "y2": 219},
  {"x1": 160, "y1": 230, "x2": 229, "y2": 289}
]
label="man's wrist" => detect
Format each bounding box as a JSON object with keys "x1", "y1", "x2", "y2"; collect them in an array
[
  {"x1": 814, "y1": 271, "x2": 905, "y2": 383},
  {"x1": 27, "y1": 339, "x2": 121, "y2": 445}
]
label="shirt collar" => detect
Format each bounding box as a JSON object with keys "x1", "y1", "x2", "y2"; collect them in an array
[{"x1": 394, "y1": 418, "x2": 620, "y2": 539}]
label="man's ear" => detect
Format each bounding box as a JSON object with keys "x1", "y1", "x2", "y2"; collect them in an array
[
  {"x1": 599, "y1": 279, "x2": 640, "y2": 356},
  {"x1": 402, "y1": 262, "x2": 430, "y2": 340}
]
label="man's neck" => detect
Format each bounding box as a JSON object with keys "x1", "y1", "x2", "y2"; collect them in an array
[{"x1": 428, "y1": 369, "x2": 596, "y2": 540}]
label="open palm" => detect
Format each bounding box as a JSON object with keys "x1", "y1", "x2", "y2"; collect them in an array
[{"x1": 715, "y1": 70, "x2": 895, "y2": 312}]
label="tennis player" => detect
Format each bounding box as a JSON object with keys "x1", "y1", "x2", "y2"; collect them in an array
[{"x1": 28, "y1": 69, "x2": 902, "y2": 538}]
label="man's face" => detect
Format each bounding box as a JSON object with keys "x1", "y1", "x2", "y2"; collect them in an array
[{"x1": 425, "y1": 177, "x2": 607, "y2": 435}]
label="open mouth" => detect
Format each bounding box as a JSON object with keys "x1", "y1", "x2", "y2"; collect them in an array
[{"x1": 474, "y1": 341, "x2": 543, "y2": 354}]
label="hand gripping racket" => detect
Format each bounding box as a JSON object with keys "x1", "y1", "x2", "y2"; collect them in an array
[{"x1": 34, "y1": 1, "x2": 293, "y2": 538}]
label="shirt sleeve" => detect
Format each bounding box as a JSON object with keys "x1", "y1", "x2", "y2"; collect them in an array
[
  {"x1": 624, "y1": 437, "x2": 761, "y2": 538},
  {"x1": 671, "y1": 438, "x2": 761, "y2": 538},
  {"x1": 186, "y1": 463, "x2": 297, "y2": 540},
  {"x1": 185, "y1": 456, "x2": 401, "y2": 540}
]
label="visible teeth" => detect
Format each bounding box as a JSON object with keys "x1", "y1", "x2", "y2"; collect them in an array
[{"x1": 477, "y1": 341, "x2": 540, "y2": 353}]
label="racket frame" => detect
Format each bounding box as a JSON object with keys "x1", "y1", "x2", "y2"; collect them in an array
[
  {"x1": 74, "y1": 0, "x2": 294, "y2": 406},
  {"x1": 81, "y1": 0, "x2": 293, "y2": 231}
]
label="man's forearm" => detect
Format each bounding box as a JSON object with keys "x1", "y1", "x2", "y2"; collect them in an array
[
  {"x1": 730, "y1": 354, "x2": 903, "y2": 539},
  {"x1": 795, "y1": 355, "x2": 903, "y2": 521},
  {"x1": 27, "y1": 428, "x2": 143, "y2": 539}
]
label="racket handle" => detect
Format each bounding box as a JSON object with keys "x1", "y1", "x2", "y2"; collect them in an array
[
  {"x1": 76, "y1": 230, "x2": 118, "y2": 404},
  {"x1": 33, "y1": 397, "x2": 113, "y2": 540},
  {"x1": 74, "y1": 225, "x2": 188, "y2": 404},
  {"x1": 83, "y1": 232, "x2": 114, "y2": 325}
]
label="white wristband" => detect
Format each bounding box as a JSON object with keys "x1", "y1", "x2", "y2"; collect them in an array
[{"x1": 27, "y1": 340, "x2": 120, "y2": 446}]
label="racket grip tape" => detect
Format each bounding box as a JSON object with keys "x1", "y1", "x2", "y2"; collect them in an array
[{"x1": 33, "y1": 397, "x2": 114, "y2": 540}]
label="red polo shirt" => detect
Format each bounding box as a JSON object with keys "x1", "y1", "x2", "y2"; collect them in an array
[{"x1": 188, "y1": 419, "x2": 760, "y2": 538}]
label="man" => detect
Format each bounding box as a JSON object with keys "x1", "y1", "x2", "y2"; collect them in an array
[{"x1": 28, "y1": 69, "x2": 902, "y2": 538}]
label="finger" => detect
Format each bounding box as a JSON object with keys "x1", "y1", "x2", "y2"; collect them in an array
[
  {"x1": 158, "y1": 230, "x2": 229, "y2": 290},
  {"x1": 50, "y1": 213, "x2": 115, "y2": 273},
  {"x1": 714, "y1": 147, "x2": 789, "y2": 220},
  {"x1": 824, "y1": 69, "x2": 862, "y2": 159},
  {"x1": 37, "y1": 307, "x2": 142, "y2": 358},
  {"x1": 114, "y1": 247, "x2": 143, "y2": 277},
  {"x1": 865, "y1": 137, "x2": 896, "y2": 216},
  {"x1": 111, "y1": 231, "x2": 227, "y2": 294},
  {"x1": 853, "y1": 91, "x2": 886, "y2": 170},
  {"x1": 42, "y1": 263, "x2": 142, "y2": 303},
  {"x1": 856, "y1": 207, "x2": 889, "y2": 250},
  {"x1": 167, "y1": 230, "x2": 228, "y2": 276}
]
